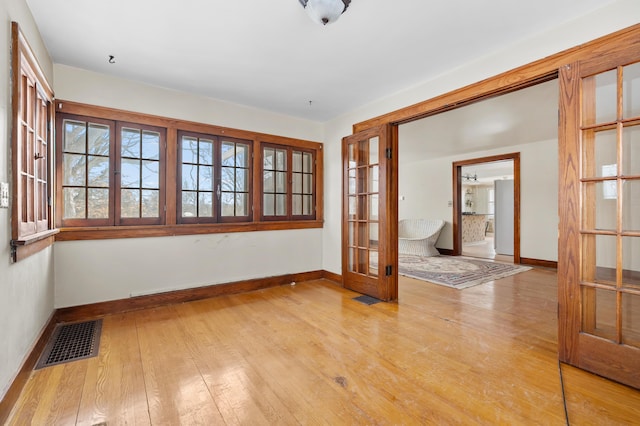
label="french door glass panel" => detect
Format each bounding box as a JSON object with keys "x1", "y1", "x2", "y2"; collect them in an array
[
  {"x1": 347, "y1": 136, "x2": 379, "y2": 277},
  {"x1": 580, "y1": 61, "x2": 640, "y2": 349}
]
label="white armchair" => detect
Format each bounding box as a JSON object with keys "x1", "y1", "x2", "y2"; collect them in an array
[{"x1": 398, "y1": 219, "x2": 445, "y2": 257}]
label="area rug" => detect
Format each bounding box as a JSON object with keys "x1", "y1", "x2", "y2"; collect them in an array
[{"x1": 399, "y1": 255, "x2": 531, "y2": 289}]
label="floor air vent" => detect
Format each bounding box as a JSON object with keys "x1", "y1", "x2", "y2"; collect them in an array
[
  {"x1": 36, "y1": 319, "x2": 102, "y2": 369},
  {"x1": 353, "y1": 295, "x2": 381, "y2": 305}
]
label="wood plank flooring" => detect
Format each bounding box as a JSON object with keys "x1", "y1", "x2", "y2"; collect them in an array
[{"x1": 7, "y1": 269, "x2": 640, "y2": 425}]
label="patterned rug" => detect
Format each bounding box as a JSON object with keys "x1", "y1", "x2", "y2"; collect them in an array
[{"x1": 399, "y1": 255, "x2": 531, "y2": 289}]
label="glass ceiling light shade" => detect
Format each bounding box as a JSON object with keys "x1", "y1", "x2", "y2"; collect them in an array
[{"x1": 299, "y1": 0, "x2": 351, "y2": 25}]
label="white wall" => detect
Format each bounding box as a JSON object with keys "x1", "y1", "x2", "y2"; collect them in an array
[
  {"x1": 52, "y1": 66, "x2": 325, "y2": 308},
  {"x1": 398, "y1": 139, "x2": 558, "y2": 262},
  {"x1": 0, "y1": 0, "x2": 55, "y2": 401},
  {"x1": 321, "y1": 0, "x2": 640, "y2": 274}
]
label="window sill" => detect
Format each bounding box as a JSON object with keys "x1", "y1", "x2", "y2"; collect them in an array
[
  {"x1": 55, "y1": 220, "x2": 323, "y2": 242},
  {"x1": 11, "y1": 229, "x2": 59, "y2": 262}
]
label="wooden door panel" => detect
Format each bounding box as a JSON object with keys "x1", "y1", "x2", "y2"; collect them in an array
[{"x1": 342, "y1": 125, "x2": 397, "y2": 301}]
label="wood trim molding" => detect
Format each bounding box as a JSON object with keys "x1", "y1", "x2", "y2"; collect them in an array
[
  {"x1": 55, "y1": 271, "x2": 327, "y2": 322},
  {"x1": 520, "y1": 258, "x2": 558, "y2": 269},
  {"x1": 322, "y1": 270, "x2": 343, "y2": 286},
  {"x1": 353, "y1": 24, "x2": 640, "y2": 132},
  {"x1": 0, "y1": 312, "x2": 57, "y2": 425},
  {"x1": 437, "y1": 248, "x2": 455, "y2": 256}
]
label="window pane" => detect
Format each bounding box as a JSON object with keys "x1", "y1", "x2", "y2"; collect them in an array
[
  {"x1": 182, "y1": 136, "x2": 198, "y2": 163},
  {"x1": 582, "y1": 181, "x2": 617, "y2": 231},
  {"x1": 63, "y1": 154, "x2": 86, "y2": 186},
  {"x1": 63, "y1": 188, "x2": 86, "y2": 219},
  {"x1": 121, "y1": 128, "x2": 141, "y2": 158},
  {"x1": 221, "y1": 167, "x2": 235, "y2": 192},
  {"x1": 623, "y1": 62, "x2": 640, "y2": 119},
  {"x1": 142, "y1": 131, "x2": 160, "y2": 160},
  {"x1": 303, "y1": 175, "x2": 312, "y2": 194},
  {"x1": 87, "y1": 156, "x2": 109, "y2": 187},
  {"x1": 264, "y1": 148, "x2": 274, "y2": 169},
  {"x1": 264, "y1": 171, "x2": 274, "y2": 193},
  {"x1": 121, "y1": 189, "x2": 140, "y2": 217},
  {"x1": 87, "y1": 188, "x2": 109, "y2": 219},
  {"x1": 221, "y1": 192, "x2": 234, "y2": 216},
  {"x1": 303, "y1": 152, "x2": 312, "y2": 173},
  {"x1": 236, "y1": 143, "x2": 249, "y2": 167},
  {"x1": 182, "y1": 191, "x2": 197, "y2": 217},
  {"x1": 88, "y1": 124, "x2": 110, "y2": 155},
  {"x1": 292, "y1": 173, "x2": 302, "y2": 193},
  {"x1": 582, "y1": 234, "x2": 617, "y2": 286},
  {"x1": 303, "y1": 195, "x2": 312, "y2": 215},
  {"x1": 582, "y1": 286, "x2": 617, "y2": 341},
  {"x1": 64, "y1": 121, "x2": 86, "y2": 153},
  {"x1": 236, "y1": 169, "x2": 248, "y2": 192},
  {"x1": 221, "y1": 142, "x2": 235, "y2": 167},
  {"x1": 293, "y1": 194, "x2": 302, "y2": 215},
  {"x1": 623, "y1": 180, "x2": 640, "y2": 232},
  {"x1": 583, "y1": 69, "x2": 617, "y2": 126},
  {"x1": 264, "y1": 194, "x2": 274, "y2": 216},
  {"x1": 276, "y1": 194, "x2": 286, "y2": 216},
  {"x1": 199, "y1": 139, "x2": 214, "y2": 165},
  {"x1": 141, "y1": 161, "x2": 159, "y2": 188},
  {"x1": 276, "y1": 149, "x2": 286, "y2": 171},
  {"x1": 622, "y1": 236, "x2": 640, "y2": 289},
  {"x1": 582, "y1": 129, "x2": 617, "y2": 178},
  {"x1": 199, "y1": 192, "x2": 213, "y2": 217},
  {"x1": 276, "y1": 172, "x2": 286, "y2": 192},
  {"x1": 182, "y1": 164, "x2": 197, "y2": 190},
  {"x1": 121, "y1": 159, "x2": 140, "y2": 188},
  {"x1": 199, "y1": 166, "x2": 213, "y2": 191},
  {"x1": 292, "y1": 151, "x2": 302, "y2": 172},
  {"x1": 622, "y1": 125, "x2": 640, "y2": 176},
  {"x1": 622, "y1": 292, "x2": 640, "y2": 347},
  {"x1": 235, "y1": 193, "x2": 247, "y2": 216},
  {"x1": 141, "y1": 189, "x2": 159, "y2": 217}
]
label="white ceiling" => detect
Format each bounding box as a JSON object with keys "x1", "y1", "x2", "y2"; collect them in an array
[
  {"x1": 26, "y1": 0, "x2": 613, "y2": 122},
  {"x1": 398, "y1": 79, "x2": 559, "y2": 164}
]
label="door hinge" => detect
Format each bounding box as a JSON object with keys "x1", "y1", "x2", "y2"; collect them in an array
[
  {"x1": 385, "y1": 265, "x2": 392, "y2": 276},
  {"x1": 385, "y1": 148, "x2": 392, "y2": 159}
]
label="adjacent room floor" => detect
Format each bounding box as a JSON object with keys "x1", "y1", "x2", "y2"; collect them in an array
[{"x1": 7, "y1": 269, "x2": 640, "y2": 425}]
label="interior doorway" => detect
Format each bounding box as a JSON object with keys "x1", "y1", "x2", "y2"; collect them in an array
[
  {"x1": 453, "y1": 153, "x2": 521, "y2": 264},
  {"x1": 459, "y1": 160, "x2": 515, "y2": 261}
]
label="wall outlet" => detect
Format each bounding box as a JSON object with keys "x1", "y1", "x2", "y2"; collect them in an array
[{"x1": 0, "y1": 182, "x2": 8, "y2": 208}]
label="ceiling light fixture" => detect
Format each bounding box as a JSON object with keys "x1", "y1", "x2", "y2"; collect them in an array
[{"x1": 299, "y1": 0, "x2": 351, "y2": 25}]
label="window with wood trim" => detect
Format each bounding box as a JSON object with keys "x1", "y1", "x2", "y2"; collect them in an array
[
  {"x1": 54, "y1": 100, "x2": 323, "y2": 240},
  {"x1": 178, "y1": 131, "x2": 252, "y2": 223},
  {"x1": 262, "y1": 144, "x2": 316, "y2": 220},
  {"x1": 57, "y1": 114, "x2": 166, "y2": 226},
  {"x1": 10, "y1": 22, "x2": 56, "y2": 260}
]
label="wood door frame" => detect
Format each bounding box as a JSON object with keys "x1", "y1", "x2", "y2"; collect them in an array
[{"x1": 452, "y1": 153, "x2": 521, "y2": 262}]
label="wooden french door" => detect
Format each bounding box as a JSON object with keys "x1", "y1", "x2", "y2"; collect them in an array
[
  {"x1": 342, "y1": 125, "x2": 398, "y2": 301},
  {"x1": 558, "y1": 44, "x2": 640, "y2": 388}
]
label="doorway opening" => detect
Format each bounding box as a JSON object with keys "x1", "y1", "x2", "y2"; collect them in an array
[
  {"x1": 453, "y1": 153, "x2": 521, "y2": 264},
  {"x1": 459, "y1": 160, "x2": 515, "y2": 262}
]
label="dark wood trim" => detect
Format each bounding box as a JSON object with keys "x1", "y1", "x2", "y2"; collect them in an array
[
  {"x1": 322, "y1": 270, "x2": 343, "y2": 285},
  {"x1": 437, "y1": 248, "x2": 455, "y2": 256},
  {"x1": 520, "y1": 258, "x2": 558, "y2": 269},
  {"x1": 54, "y1": 220, "x2": 323, "y2": 241},
  {"x1": 452, "y1": 153, "x2": 520, "y2": 263},
  {"x1": 353, "y1": 24, "x2": 640, "y2": 133},
  {"x1": 55, "y1": 271, "x2": 327, "y2": 322},
  {"x1": 0, "y1": 311, "x2": 57, "y2": 425},
  {"x1": 12, "y1": 234, "x2": 57, "y2": 263}
]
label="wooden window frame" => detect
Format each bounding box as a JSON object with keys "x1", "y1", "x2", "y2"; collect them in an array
[
  {"x1": 177, "y1": 130, "x2": 253, "y2": 224},
  {"x1": 261, "y1": 143, "x2": 316, "y2": 221},
  {"x1": 54, "y1": 100, "x2": 323, "y2": 241},
  {"x1": 10, "y1": 22, "x2": 58, "y2": 262}
]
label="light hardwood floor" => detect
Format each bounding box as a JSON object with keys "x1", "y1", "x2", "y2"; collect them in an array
[{"x1": 6, "y1": 269, "x2": 640, "y2": 425}]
